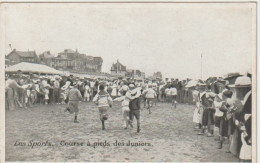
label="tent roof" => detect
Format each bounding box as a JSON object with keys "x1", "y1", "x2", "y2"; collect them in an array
[
  {"x1": 5, "y1": 62, "x2": 62, "y2": 75},
  {"x1": 185, "y1": 79, "x2": 199, "y2": 88}
]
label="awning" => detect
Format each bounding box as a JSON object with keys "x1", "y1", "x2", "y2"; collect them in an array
[{"x1": 5, "y1": 62, "x2": 62, "y2": 75}]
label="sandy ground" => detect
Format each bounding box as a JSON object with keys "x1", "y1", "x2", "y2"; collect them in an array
[{"x1": 6, "y1": 101, "x2": 239, "y2": 162}]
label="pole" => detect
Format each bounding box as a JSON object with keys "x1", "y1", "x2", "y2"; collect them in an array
[
  {"x1": 201, "y1": 53, "x2": 202, "y2": 79},
  {"x1": 9, "y1": 44, "x2": 12, "y2": 51}
]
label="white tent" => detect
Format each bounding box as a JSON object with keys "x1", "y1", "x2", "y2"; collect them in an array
[
  {"x1": 71, "y1": 72, "x2": 109, "y2": 79},
  {"x1": 5, "y1": 62, "x2": 62, "y2": 75},
  {"x1": 185, "y1": 80, "x2": 199, "y2": 88}
]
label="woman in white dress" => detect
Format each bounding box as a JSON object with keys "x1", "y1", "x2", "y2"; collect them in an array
[
  {"x1": 84, "y1": 82, "x2": 90, "y2": 102},
  {"x1": 192, "y1": 89, "x2": 201, "y2": 129},
  {"x1": 111, "y1": 83, "x2": 118, "y2": 99}
]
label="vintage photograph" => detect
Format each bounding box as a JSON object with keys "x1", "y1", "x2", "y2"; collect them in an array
[{"x1": 2, "y1": 2, "x2": 256, "y2": 162}]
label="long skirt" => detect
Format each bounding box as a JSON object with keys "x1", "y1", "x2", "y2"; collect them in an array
[
  {"x1": 53, "y1": 88, "x2": 60, "y2": 103},
  {"x1": 6, "y1": 88, "x2": 16, "y2": 111},
  {"x1": 84, "y1": 91, "x2": 90, "y2": 98},
  {"x1": 193, "y1": 107, "x2": 200, "y2": 124},
  {"x1": 202, "y1": 109, "x2": 208, "y2": 126},
  {"x1": 230, "y1": 127, "x2": 242, "y2": 157},
  {"x1": 240, "y1": 133, "x2": 252, "y2": 160},
  {"x1": 219, "y1": 117, "x2": 228, "y2": 137},
  {"x1": 199, "y1": 108, "x2": 204, "y2": 124}
]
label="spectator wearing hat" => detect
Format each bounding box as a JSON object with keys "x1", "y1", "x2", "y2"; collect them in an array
[
  {"x1": 213, "y1": 93, "x2": 226, "y2": 149},
  {"x1": 84, "y1": 82, "x2": 91, "y2": 102},
  {"x1": 48, "y1": 79, "x2": 55, "y2": 105},
  {"x1": 64, "y1": 81, "x2": 83, "y2": 123},
  {"x1": 239, "y1": 115, "x2": 251, "y2": 161},
  {"x1": 30, "y1": 79, "x2": 37, "y2": 105},
  {"x1": 43, "y1": 83, "x2": 51, "y2": 105},
  {"x1": 199, "y1": 85, "x2": 216, "y2": 137},
  {"x1": 53, "y1": 77, "x2": 60, "y2": 104},
  {"x1": 228, "y1": 76, "x2": 251, "y2": 157},
  {"x1": 5, "y1": 74, "x2": 25, "y2": 110},
  {"x1": 197, "y1": 83, "x2": 208, "y2": 136},
  {"x1": 17, "y1": 76, "x2": 27, "y2": 108},
  {"x1": 111, "y1": 83, "x2": 118, "y2": 99},
  {"x1": 192, "y1": 86, "x2": 201, "y2": 129},
  {"x1": 93, "y1": 80, "x2": 99, "y2": 98}
]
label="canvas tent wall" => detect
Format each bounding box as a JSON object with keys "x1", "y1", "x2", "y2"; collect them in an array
[{"x1": 5, "y1": 62, "x2": 62, "y2": 75}]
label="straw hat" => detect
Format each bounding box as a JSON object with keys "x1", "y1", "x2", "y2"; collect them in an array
[
  {"x1": 129, "y1": 84, "x2": 135, "y2": 88},
  {"x1": 229, "y1": 76, "x2": 251, "y2": 88}
]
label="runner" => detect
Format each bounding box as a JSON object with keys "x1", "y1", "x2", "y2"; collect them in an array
[
  {"x1": 169, "y1": 85, "x2": 178, "y2": 108},
  {"x1": 93, "y1": 84, "x2": 113, "y2": 130},
  {"x1": 128, "y1": 84, "x2": 142, "y2": 132},
  {"x1": 113, "y1": 90, "x2": 138, "y2": 129},
  {"x1": 142, "y1": 84, "x2": 157, "y2": 114},
  {"x1": 64, "y1": 81, "x2": 83, "y2": 123}
]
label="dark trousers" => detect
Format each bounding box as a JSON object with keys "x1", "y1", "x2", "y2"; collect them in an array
[
  {"x1": 129, "y1": 98, "x2": 141, "y2": 121},
  {"x1": 202, "y1": 108, "x2": 215, "y2": 128}
]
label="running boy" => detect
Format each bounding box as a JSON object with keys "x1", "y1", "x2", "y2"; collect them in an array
[
  {"x1": 113, "y1": 91, "x2": 138, "y2": 129},
  {"x1": 93, "y1": 84, "x2": 113, "y2": 130},
  {"x1": 64, "y1": 81, "x2": 83, "y2": 123}
]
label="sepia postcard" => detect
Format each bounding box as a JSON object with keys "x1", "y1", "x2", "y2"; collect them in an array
[{"x1": 0, "y1": 1, "x2": 257, "y2": 162}]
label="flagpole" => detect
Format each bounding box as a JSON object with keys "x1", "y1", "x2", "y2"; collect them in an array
[{"x1": 201, "y1": 53, "x2": 202, "y2": 79}]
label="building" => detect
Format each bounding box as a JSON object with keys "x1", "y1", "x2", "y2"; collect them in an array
[
  {"x1": 125, "y1": 69, "x2": 133, "y2": 78},
  {"x1": 153, "y1": 72, "x2": 162, "y2": 79},
  {"x1": 141, "y1": 72, "x2": 146, "y2": 79},
  {"x1": 6, "y1": 49, "x2": 38, "y2": 65},
  {"x1": 5, "y1": 58, "x2": 12, "y2": 68},
  {"x1": 53, "y1": 49, "x2": 103, "y2": 73},
  {"x1": 111, "y1": 60, "x2": 126, "y2": 77},
  {"x1": 39, "y1": 51, "x2": 55, "y2": 67},
  {"x1": 126, "y1": 69, "x2": 145, "y2": 79},
  {"x1": 6, "y1": 48, "x2": 103, "y2": 74}
]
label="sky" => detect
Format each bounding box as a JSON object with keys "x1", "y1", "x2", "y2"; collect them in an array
[{"x1": 2, "y1": 3, "x2": 256, "y2": 79}]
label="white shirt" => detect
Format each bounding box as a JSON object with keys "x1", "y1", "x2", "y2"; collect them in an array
[
  {"x1": 142, "y1": 88, "x2": 157, "y2": 98},
  {"x1": 214, "y1": 101, "x2": 224, "y2": 117},
  {"x1": 120, "y1": 85, "x2": 129, "y2": 92},
  {"x1": 165, "y1": 88, "x2": 170, "y2": 95},
  {"x1": 169, "y1": 88, "x2": 177, "y2": 95}
]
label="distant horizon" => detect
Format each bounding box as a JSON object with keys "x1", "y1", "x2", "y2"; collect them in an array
[{"x1": 5, "y1": 47, "x2": 249, "y2": 80}]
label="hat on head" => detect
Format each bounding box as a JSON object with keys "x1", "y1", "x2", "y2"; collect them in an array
[
  {"x1": 229, "y1": 76, "x2": 251, "y2": 88},
  {"x1": 129, "y1": 84, "x2": 135, "y2": 88},
  {"x1": 131, "y1": 89, "x2": 137, "y2": 95}
]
